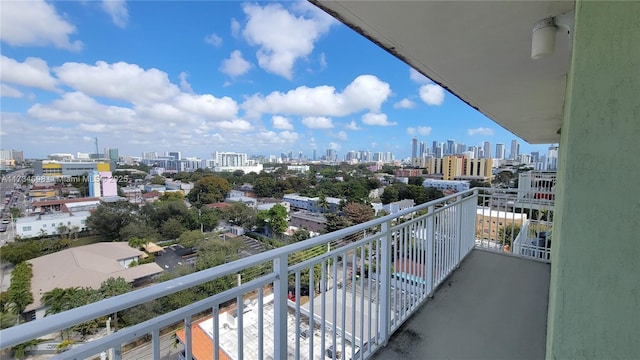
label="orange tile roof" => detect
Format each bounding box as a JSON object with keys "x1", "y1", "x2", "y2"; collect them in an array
[{"x1": 175, "y1": 318, "x2": 231, "y2": 360}]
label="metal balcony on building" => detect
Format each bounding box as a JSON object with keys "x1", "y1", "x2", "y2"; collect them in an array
[{"x1": 0, "y1": 187, "x2": 553, "y2": 360}]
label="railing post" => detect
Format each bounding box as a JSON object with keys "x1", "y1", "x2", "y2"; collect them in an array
[
  {"x1": 426, "y1": 205, "x2": 435, "y2": 296},
  {"x1": 273, "y1": 254, "x2": 289, "y2": 359},
  {"x1": 456, "y1": 195, "x2": 463, "y2": 266},
  {"x1": 379, "y1": 219, "x2": 392, "y2": 346}
]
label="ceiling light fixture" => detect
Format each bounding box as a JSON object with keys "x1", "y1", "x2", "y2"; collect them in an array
[{"x1": 531, "y1": 10, "x2": 575, "y2": 60}]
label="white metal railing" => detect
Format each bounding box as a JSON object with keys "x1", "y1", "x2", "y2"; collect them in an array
[{"x1": 0, "y1": 187, "x2": 552, "y2": 359}]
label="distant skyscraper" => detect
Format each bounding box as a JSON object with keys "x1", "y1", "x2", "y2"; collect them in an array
[
  {"x1": 312, "y1": 149, "x2": 316, "y2": 161},
  {"x1": 531, "y1": 151, "x2": 540, "y2": 162},
  {"x1": 496, "y1": 143, "x2": 506, "y2": 159},
  {"x1": 142, "y1": 152, "x2": 158, "y2": 160},
  {"x1": 547, "y1": 145, "x2": 559, "y2": 170},
  {"x1": 510, "y1": 140, "x2": 520, "y2": 160},
  {"x1": 411, "y1": 138, "x2": 418, "y2": 159},
  {"x1": 456, "y1": 143, "x2": 466, "y2": 155},
  {"x1": 432, "y1": 141, "x2": 438, "y2": 155},
  {"x1": 483, "y1": 141, "x2": 492, "y2": 159},
  {"x1": 446, "y1": 139, "x2": 456, "y2": 155},
  {"x1": 167, "y1": 151, "x2": 181, "y2": 161}
]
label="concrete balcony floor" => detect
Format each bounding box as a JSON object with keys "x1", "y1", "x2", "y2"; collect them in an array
[{"x1": 374, "y1": 250, "x2": 551, "y2": 360}]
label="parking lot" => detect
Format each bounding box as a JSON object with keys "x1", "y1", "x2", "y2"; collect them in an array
[{"x1": 154, "y1": 244, "x2": 197, "y2": 271}]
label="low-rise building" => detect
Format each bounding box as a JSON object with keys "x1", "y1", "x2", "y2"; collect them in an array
[
  {"x1": 422, "y1": 179, "x2": 470, "y2": 192},
  {"x1": 16, "y1": 211, "x2": 91, "y2": 238},
  {"x1": 24, "y1": 242, "x2": 163, "y2": 320},
  {"x1": 289, "y1": 211, "x2": 327, "y2": 233}
]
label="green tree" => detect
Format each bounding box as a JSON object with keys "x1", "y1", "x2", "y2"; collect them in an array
[
  {"x1": 160, "y1": 218, "x2": 186, "y2": 239},
  {"x1": 177, "y1": 230, "x2": 207, "y2": 248},
  {"x1": 120, "y1": 222, "x2": 159, "y2": 243},
  {"x1": 317, "y1": 193, "x2": 329, "y2": 213},
  {"x1": 127, "y1": 236, "x2": 150, "y2": 250},
  {"x1": 221, "y1": 202, "x2": 256, "y2": 229},
  {"x1": 324, "y1": 213, "x2": 352, "y2": 233},
  {"x1": 99, "y1": 277, "x2": 132, "y2": 332},
  {"x1": 9, "y1": 207, "x2": 22, "y2": 218},
  {"x1": 150, "y1": 175, "x2": 166, "y2": 185},
  {"x1": 408, "y1": 176, "x2": 424, "y2": 186},
  {"x1": 342, "y1": 202, "x2": 375, "y2": 224},
  {"x1": 380, "y1": 186, "x2": 399, "y2": 204},
  {"x1": 159, "y1": 191, "x2": 185, "y2": 202},
  {"x1": 187, "y1": 176, "x2": 231, "y2": 206},
  {"x1": 0, "y1": 241, "x2": 41, "y2": 264},
  {"x1": 291, "y1": 228, "x2": 311, "y2": 242},
  {"x1": 257, "y1": 204, "x2": 288, "y2": 237},
  {"x1": 498, "y1": 223, "x2": 522, "y2": 246},
  {"x1": 254, "y1": 177, "x2": 277, "y2": 198},
  {"x1": 7, "y1": 262, "x2": 33, "y2": 320},
  {"x1": 86, "y1": 202, "x2": 138, "y2": 241}
]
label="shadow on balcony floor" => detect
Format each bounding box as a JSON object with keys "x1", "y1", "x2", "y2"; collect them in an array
[{"x1": 374, "y1": 250, "x2": 550, "y2": 360}]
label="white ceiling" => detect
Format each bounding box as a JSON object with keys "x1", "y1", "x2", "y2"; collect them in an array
[{"x1": 311, "y1": 0, "x2": 575, "y2": 144}]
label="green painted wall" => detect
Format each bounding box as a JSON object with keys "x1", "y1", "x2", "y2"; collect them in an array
[{"x1": 546, "y1": 1, "x2": 640, "y2": 359}]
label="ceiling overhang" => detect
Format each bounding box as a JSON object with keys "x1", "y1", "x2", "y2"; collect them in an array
[{"x1": 310, "y1": 0, "x2": 575, "y2": 144}]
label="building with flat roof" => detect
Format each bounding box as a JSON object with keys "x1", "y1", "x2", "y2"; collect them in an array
[
  {"x1": 422, "y1": 179, "x2": 470, "y2": 192},
  {"x1": 33, "y1": 160, "x2": 114, "y2": 179},
  {"x1": 176, "y1": 294, "x2": 358, "y2": 360}
]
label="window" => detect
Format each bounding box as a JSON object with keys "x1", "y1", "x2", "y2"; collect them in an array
[
  {"x1": 43, "y1": 224, "x2": 47, "y2": 228},
  {"x1": 23, "y1": 226, "x2": 31, "y2": 231}
]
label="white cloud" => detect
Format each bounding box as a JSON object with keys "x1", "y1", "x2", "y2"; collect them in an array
[
  {"x1": 173, "y1": 93, "x2": 239, "y2": 121},
  {"x1": 410, "y1": 68, "x2": 431, "y2": 84},
  {"x1": 55, "y1": 61, "x2": 180, "y2": 104},
  {"x1": 0, "y1": 0, "x2": 82, "y2": 50},
  {"x1": 0, "y1": 55, "x2": 57, "y2": 91},
  {"x1": 467, "y1": 127, "x2": 494, "y2": 136},
  {"x1": 419, "y1": 84, "x2": 445, "y2": 106},
  {"x1": 328, "y1": 142, "x2": 340, "y2": 150},
  {"x1": 333, "y1": 131, "x2": 348, "y2": 141},
  {"x1": 241, "y1": 3, "x2": 334, "y2": 79},
  {"x1": 302, "y1": 116, "x2": 333, "y2": 129},
  {"x1": 242, "y1": 75, "x2": 391, "y2": 118},
  {"x1": 278, "y1": 131, "x2": 298, "y2": 142},
  {"x1": 272, "y1": 115, "x2": 293, "y2": 130},
  {"x1": 319, "y1": 53, "x2": 327, "y2": 70},
  {"x1": 220, "y1": 50, "x2": 252, "y2": 77},
  {"x1": 204, "y1": 33, "x2": 223, "y2": 47},
  {"x1": 345, "y1": 121, "x2": 361, "y2": 130},
  {"x1": 393, "y1": 98, "x2": 415, "y2": 109},
  {"x1": 178, "y1": 72, "x2": 193, "y2": 93},
  {"x1": 230, "y1": 18, "x2": 241, "y2": 38},
  {"x1": 407, "y1": 126, "x2": 432, "y2": 136},
  {"x1": 211, "y1": 119, "x2": 253, "y2": 132},
  {"x1": 0, "y1": 84, "x2": 23, "y2": 98},
  {"x1": 361, "y1": 112, "x2": 397, "y2": 126},
  {"x1": 101, "y1": 0, "x2": 129, "y2": 28},
  {"x1": 28, "y1": 92, "x2": 136, "y2": 123}
]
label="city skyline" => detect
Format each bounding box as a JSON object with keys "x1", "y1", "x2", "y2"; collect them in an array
[{"x1": 1, "y1": 1, "x2": 551, "y2": 160}]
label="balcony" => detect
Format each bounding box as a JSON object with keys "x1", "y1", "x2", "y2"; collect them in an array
[{"x1": 0, "y1": 188, "x2": 553, "y2": 360}]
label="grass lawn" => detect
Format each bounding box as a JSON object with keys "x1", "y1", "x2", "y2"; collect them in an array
[{"x1": 70, "y1": 235, "x2": 104, "y2": 248}]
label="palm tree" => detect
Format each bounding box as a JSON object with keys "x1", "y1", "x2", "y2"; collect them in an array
[
  {"x1": 128, "y1": 236, "x2": 149, "y2": 250},
  {"x1": 317, "y1": 193, "x2": 329, "y2": 213}
]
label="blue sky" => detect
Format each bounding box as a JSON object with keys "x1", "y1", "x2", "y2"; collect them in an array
[{"x1": 0, "y1": 1, "x2": 550, "y2": 160}]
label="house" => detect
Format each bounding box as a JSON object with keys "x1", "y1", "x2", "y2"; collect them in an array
[{"x1": 25, "y1": 242, "x2": 163, "y2": 320}]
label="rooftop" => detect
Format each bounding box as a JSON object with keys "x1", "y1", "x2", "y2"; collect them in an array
[{"x1": 25, "y1": 242, "x2": 163, "y2": 312}]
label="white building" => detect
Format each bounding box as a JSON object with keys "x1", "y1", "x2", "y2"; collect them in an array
[
  {"x1": 212, "y1": 152, "x2": 263, "y2": 173},
  {"x1": 16, "y1": 211, "x2": 91, "y2": 239},
  {"x1": 422, "y1": 179, "x2": 470, "y2": 192}
]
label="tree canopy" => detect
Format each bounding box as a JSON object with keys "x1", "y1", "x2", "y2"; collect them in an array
[
  {"x1": 187, "y1": 176, "x2": 231, "y2": 206},
  {"x1": 86, "y1": 201, "x2": 139, "y2": 241}
]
